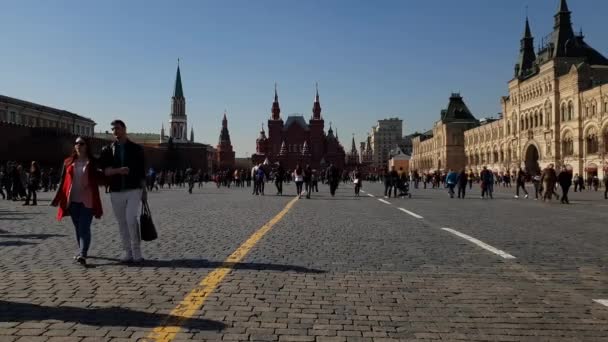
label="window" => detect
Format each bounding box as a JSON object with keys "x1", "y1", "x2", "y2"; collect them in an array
[
  {"x1": 586, "y1": 128, "x2": 599, "y2": 155},
  {"x1": 10, "y1": 111, "x2": 16, "y2": 123},
  {"x1": 562, "y1": 133, "x2": 574, "y2": 157}
]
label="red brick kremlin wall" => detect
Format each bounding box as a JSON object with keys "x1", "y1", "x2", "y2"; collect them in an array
[{"x1": 0, "y1": 122, "x2": 208, "y2": 172}]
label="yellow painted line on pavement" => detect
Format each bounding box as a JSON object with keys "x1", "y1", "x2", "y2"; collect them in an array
[{"x1": 145, "y1": 196, "x2": 299, "y2": 342}]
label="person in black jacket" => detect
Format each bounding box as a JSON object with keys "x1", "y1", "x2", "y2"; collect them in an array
[
  {"x1": 326, "y1": 163, "x2": 339, "y2": 197},
  {"x1": 23, "y1": 161, "x2": 41, "y2": 206},
  {"x1": 274, "y1": 162, "x2": 285, "y2": 196},
  {"x1": 456, "y1": 169, "x2": 468, "y2": 199},
  {"x1": 99, "y1": 120, "x2": 147, "y2": 263},
  {"x1": 558, "y1": 167, "x2": 573, "y2": 204}
]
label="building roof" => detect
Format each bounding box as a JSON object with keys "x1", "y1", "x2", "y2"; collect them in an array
[
  {"x1": 0, "y1": 94, "x2": 95, "y2": 124},
  {"x1": 440, "y1": 93, "x2": 478, "y2": 123},
  {"x1": 173, "y1": 65, "x2": 184, "y2": 98},
  {"x1": 283, "y1": 115, "x2": 309, "y2": 131}
]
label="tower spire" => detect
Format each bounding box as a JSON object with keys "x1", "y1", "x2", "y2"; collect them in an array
[
  {"x1": 515, "y1": 16, "x2": 536, "y2": 79},
  {"x1": 552, "y1": 0, "x2": 574, "y2": 57},
  {"x1": 312, "y1": 82, "x2": 322, "y2": 120},
  {"x1": 271, "y1": 83, "x2": 281, "y2": 120},
  {"x1": 173, "y1": 61, "x2": 184, "y2": 98}
]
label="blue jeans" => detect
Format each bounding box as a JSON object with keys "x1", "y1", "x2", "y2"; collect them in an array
[{"x1": 69, "y1": 202, "x2": 93, "y2": 258}]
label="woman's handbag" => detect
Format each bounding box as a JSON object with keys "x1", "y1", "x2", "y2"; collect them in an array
[{"x1": 140, "y1": 200, "x2": 158, "y2": 241}]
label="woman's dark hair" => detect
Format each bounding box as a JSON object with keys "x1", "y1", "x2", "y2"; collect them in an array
[{"x1": 69, "y1": 136, "x2": 95, "y2": 162}]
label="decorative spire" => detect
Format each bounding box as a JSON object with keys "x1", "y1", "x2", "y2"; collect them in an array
[
  {"x1": 515, "y1": 16, "x2": 536, "y2": 79},
  {"x1": 552, "y1": 0, "x2": 574, "y2": 57},
  {"x1": 351, "y1": 134, "x2": 357, "y2": 154},
  {"x1": 271, "y1": 83, "x2": 281, "y2": 120},
  {"x1": 190, "y1": 127, "x2": 194, "y2": 143},
  {"x1": 524, "y1": 16, "x2": 532, "y2": 38},
  {"x1": 279, "y1": 141, "x2": 287, "y2": 155},
  {"x1": 312, "y1": 82, "x2": 322, "y2": 120},
  {"x1": 173, "y1": 61, "x2": 184, "y2": 98},
  {"x1": 219, "y1": 112, "x2": 232, "y2": 145}
]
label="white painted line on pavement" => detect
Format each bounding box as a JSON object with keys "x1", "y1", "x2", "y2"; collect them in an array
[
  {"x1": 593, "y1": 299, "x2": 608, "y2": 307},
  {"x1": 398, "y1": 208, "x2": 423, "y2": 219},
  {"x1": 441, "y1": 228, "x2": 516, "y2": 259},
  {"x1": 367, "y1": 193, "x2": 375, "y2": 197},
  {"x1": 378, "y1": 199, "x2": 391, "y2": 205}
]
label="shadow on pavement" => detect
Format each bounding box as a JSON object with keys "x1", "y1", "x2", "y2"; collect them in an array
[
  {"x1": 0, "y1": 241, "x2": 39, "y2": 247},
  {"x1": 87, "y1": 257, "x2": 326, "y2": 273},
  {"x1": 0, "y1": 233, "x2": 66, "y2": 239},
  {"x1": 0, "y1": 300, "x2": 226, "y2": 330}
]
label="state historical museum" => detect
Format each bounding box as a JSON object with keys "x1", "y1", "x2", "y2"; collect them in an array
[{"x1": 252, "y1": 85, "x2": 346, "y2": 170}]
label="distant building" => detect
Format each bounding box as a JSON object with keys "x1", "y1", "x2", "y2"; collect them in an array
[
  {"x1": 251, "y1": 84, "x2": 346, "y2": 170},
  {"x1": 216, "y1": 112, "x2": 235, "y2": 170},
  {"x1": 388, "y1": 146, "x2": 411, "y2": 173},
  {"x1": 410, "y1": 93, "x2": 479, "y2": 173},
  {"x1": 0, "y1": 94, "x2": 95, "y2": 136},
  {"x1": 370, "y1": 118, "x2": 403, "y2": 171}
]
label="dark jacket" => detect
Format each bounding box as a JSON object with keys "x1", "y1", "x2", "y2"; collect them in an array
[
  {"x1": 457, "y1": 171, "x2": 468, "y2": 186},
  {"x1": 558, "y1": 171, "x2": 573, "y2": 186},
  {"x1": 99, "y1": 140, "x2": 146, "y2": 192}
]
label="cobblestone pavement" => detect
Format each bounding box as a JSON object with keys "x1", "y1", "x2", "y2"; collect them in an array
[{"x1": 1, "y1": 181, "x2": 608, "y2": 341}]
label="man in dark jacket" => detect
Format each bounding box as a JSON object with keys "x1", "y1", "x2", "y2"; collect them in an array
[
  {"x1": 558, "y1": 167, "x2": 573, "y2": 204},
  {"x1": 326, "y1": 163, "x2": 340, "y2": 196},
  {"x1": 514, "y1": 168, "x2": 529, "y2": 199},
  {"x1": 456, "y1": 169, "x2": 468, "y2": 199},
  {"x1": 540, "y1": 164, "x2": 558, "y2": 202},
  {"x1": 100, "y1": 120, "x2": 147, "y2": 263},
  {"x1": 274, "y1": 162, "x2": 285, "y2": 196}
]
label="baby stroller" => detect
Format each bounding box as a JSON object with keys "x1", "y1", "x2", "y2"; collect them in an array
[{"x1": 396, "y1": 179, "x2": 412, "y2": 198}]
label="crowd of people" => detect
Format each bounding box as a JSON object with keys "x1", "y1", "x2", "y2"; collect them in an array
[
  {"x1": 0, "y1": 161, "x2": 59, "y2": 205},
  {"x1": 409, "y1": 165, "x2": 608, "y2": 203}
]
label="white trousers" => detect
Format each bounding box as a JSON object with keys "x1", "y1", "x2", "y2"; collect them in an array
[{"x1": 110, "y1": 189, "x2": 142, "y2": 259}]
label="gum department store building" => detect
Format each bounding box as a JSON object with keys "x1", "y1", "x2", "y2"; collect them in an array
[{"x1": 411, "y1": 0, "x2": 608, "y2": 180}]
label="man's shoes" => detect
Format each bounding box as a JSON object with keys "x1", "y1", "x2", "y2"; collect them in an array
[
  {"x1": 524, "y1": 194, "x2": 529, "y2": 199},
  {"x1": 514, "y1": 195, "x2": 519, "y2": 199},
  {"x1": 120, "y1": 254, "x2": 134, "y2": 263},
  {"x1": 75, "y1": 256, "x2": 87, "y2": 266}
]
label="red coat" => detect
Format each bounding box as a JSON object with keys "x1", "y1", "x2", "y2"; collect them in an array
[{"x1": 52, "y1": 157, "x2": 103, "y2": 220}]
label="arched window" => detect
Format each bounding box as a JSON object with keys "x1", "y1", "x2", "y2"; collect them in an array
[
  {"x1": 561, "y1": 103, "x2": 566, "y2": 122},
  {"x1": 586, "y1": 127, "x2": 599, "y2": 155},
  {"x1": 592, "y1": 101, "x2": 597, "y2": 116},
  {"x1": 534, "y1": 114, "x2": 538, "y2": 127},
  {"x1": 568, "y1": 101, "x2": 574, "y2": 121},
  {"x1": 562, "y1": 131, "x2": 574, "y2": 157},
  {"x1": 539, "y1": 111, "x2": 544, "y2": 127}
]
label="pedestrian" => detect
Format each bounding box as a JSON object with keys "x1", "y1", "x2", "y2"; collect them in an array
[
  {"x1": 540, "y1": 164, "x2": 558, "y2": 202},
  {"x1": 186, "y1": 167, "x2": 195, "y2": 194},
  {"x1": 100, "y1": 120, "x2": 147, "y2": 263},
  {"x1": 456, "y1": 168, "x2": 468, "y2": 199},
  {"x1": 294, "y1": 164, "x2": 304, "y2": 198},
  {"x1": 256, "y1": 165, "x2": 265, "y2": 195},
  {"x1": 326, "y1": 163, "x2": 340, "y2": 197},
  {"x1": 387, "y1": 166, "x2": 399, "y2": 198},
  {"x1": 480, "y1": 166, "x2": 494, "y2": 199},
  {"x1": 51, "y1": 137, "x2": 103, "y2": 266},
  {"x1": 353, "y1": 167, "x2": 362, "y2": 197},
  {"x1": 24, "y1": 161, "x2": 41, "y2": 206},
  {"x1": 446, "y1": 169, "x2": 457, "y2": 198},
  {"x1": 274, "y1": 162, "x2": 284, "y2": 195},
  {"x1": 304, "y1": 164, "x2": 313, "y2": 199},
  {"x1": 383, "y1": 167, "x2": 392, "y2": 198},
  {"x1": 251, "y1": 164, "x2": 259, "y2": 195},
  {"x1": 558, "y1": 167, "x2": 572, "y2": 204},
  {"x1": 514, "y1": 167, "x2": 529, "y2": 199}
]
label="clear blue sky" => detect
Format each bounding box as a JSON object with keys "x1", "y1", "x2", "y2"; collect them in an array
[{"x1": 2, "y1": 0, "x2": 607, "y2": 157}]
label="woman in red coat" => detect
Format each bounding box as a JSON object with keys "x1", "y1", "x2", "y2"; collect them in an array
[{"x1": 51, "y1": 137, "x2": 103, "y2": 266}]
